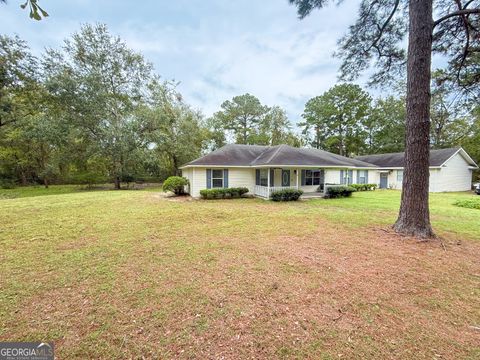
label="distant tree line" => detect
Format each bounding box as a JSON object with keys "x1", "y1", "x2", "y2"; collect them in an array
[
  {"x1": 1, "y1": 24, "x2": 478, "y2": 189},
  {"x1": 0, "y1": 24, "x2": 299, "y2": 188},
  {"x1": 299, "y1": 82, "x2": 480, "y2": 161}
]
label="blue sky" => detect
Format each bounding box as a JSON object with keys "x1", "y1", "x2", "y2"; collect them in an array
[{"x1": 1, "y1": 0, "x2": 369, "y2": 125}]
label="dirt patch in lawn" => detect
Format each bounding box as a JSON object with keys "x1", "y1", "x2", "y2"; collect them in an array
[{"x1": 1, "y1": 195, "x2": 479, "y2": 359}]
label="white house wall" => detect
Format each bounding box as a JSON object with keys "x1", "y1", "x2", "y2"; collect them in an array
[
  {"x1": 435, "y1": 153, "x2": 473, "y2": 191},
  {"x1": 181, "y1": 168, "x2": 193, "y2": 194},
  {"x1": 228, "y1": 168, "x2": 256, "y2": 193},
  {"x1": 182, "y1": 156, "x2": 473, "y2": 197},
  {"x1": 186, "y1": 167, "x2": 256, "y2": 197},
  {"x1": 365, "y1": 152, "x2": 474, "y2": 192}
]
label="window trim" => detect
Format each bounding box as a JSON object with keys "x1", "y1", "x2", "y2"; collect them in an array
[
  {"x1": 211, "y1": 169, "x2": 224, "y2": 188},
  {"x1": 397, "y1": 170, "x2": 404, "y2": 182},
  {"x1": 358, "y1": 170, "x2": 367, "y2": 184}
]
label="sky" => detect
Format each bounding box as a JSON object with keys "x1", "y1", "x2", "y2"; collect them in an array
[{"x1": 1, "y1": 0, "x2": 370, "y2": 126}]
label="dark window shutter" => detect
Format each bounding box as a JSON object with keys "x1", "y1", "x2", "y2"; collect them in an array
[
  {"x1": 255, "y1": 169, "x2": 260, "y2": 186},
  {"x1": 206, "y1": 169, "x2": 211, "y2": 189},
  {"x1": 270, "y1": 169, "x2": 274, "y2": 187},
  {"x1": 301, "y1": 170, "x2": 306, "y2": 186},
  {"x1": 349, "y1": 170, "x2": 353, "y2": 185},
  {"x1": 357, "y1": 170, "x2": 360, "y2": 184},
  {"x1": 223, "y1": 169, "x2": 228, "y2": 188},
  {"x1": 340, "y1": 170, "x2": 344, "y2": 184},
  {"x1": 365, "y1": 170, "x2": 369, "y2": 184}
]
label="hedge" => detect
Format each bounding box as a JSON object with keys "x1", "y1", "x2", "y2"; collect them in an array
[
  {"x1": 453, "y1": 198, "x2": 480, "y2": 210},
  {"x1": 162, "y1": 176, "x2": 189, "y2": 195},
  {"x1": 324, "y1": 185, "x2": 356, "y2": 198},
  {"x1": 270, "y1": 188, "x2": 303, "y2": 201},
  {"x1": 200, "y1": 187, "x2": 249, "y2": 199},
  {"x1": 350, "y1": 183, "x2": 377, "y2": 191}
]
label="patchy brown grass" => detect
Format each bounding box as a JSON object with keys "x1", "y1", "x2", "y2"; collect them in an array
[{"x1": 0, "y1": 189, "x2": 479, "y2": 359}]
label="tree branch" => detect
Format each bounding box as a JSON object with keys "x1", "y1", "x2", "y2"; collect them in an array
[
  {"x1": 366, "y1": 0, "x2": 400, "y2": 53},
  {"x1": 434, "y1": 9, "x2": 480, "y2": 27}
]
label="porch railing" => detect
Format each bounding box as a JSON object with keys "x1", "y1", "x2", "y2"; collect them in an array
[{"x1": 254, "y1": 185, "x2": 298, "y2": 198}]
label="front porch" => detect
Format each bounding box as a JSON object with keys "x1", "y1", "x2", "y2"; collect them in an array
[
  {"x1": 253, "y1": 185, "x2": 326, "y2": 199},
  {"x1": 253, "y1": 167, "x2": 327, "y2": 199}
]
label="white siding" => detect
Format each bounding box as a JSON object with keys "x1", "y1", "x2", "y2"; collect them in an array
[
  {"x1": 187, "y1": 167, "x2": 256, "y2": 198},
  {"x1": 368, "y1": 170, "x2": 380, "y2": 186},
  {"x1": 190, "y1": 167, "x2": 206, "y2": 198},
  {"x1": 181, "y1": 168, "x2": 193, "y2": 194},
  {"x1": 366, "y1": 152, "x2": 473, "y2": 192},
  {"x1": 434, "y1": 153, "x2": 473, "y2": 192},
  {"x1": 324, "y1": 169, "x2": 341, "y2": 184},
  {"x1": 228, "y1": 168, "x2": 256, "y2": 193}
]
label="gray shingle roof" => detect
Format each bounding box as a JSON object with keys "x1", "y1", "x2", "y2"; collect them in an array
[
  {"x1": 355, "y1": 147, "x2": 473, "y2": 167},
  {"x1": 185, "y1": 144, "x2": 268, "y2": 166},
  {"x1": 183, "y1": 144, "x2": 377, "y2": 168}
]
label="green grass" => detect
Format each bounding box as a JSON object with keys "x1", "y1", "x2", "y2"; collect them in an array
[
  {"x1": 305, "y1": 190, "x2": 480, "y2": 239},
  {"x1": 454, "y1": 197, "x2": 480, "y2": 210},
  {"x1": 0, "y1": 187, "x2": 478, "y2": 359},
  {"x1": 0, "y1": 184, "x2": 89, "y2": 198},
  {"x1": 0, "y1": 184, "x2": 163, "y2": 199}
]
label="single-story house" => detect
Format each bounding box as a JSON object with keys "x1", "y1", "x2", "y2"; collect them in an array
[
  {"x1": 180, "y1": 145, "x2": 478, "y2": 198},
  {"x1": 180, "y1": 144, "x2": 378, "y2": 198},
  {"x1": 355, "y1": 147, "x2": 478, "y2": 192}
]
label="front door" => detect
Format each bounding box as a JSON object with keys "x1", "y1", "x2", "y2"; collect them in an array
[
  {"x1": 281, "y1": 169, "x2": 290, "y2": 186},
  {"x1": 380, "y1": 173, "x2": 388, "y2": 189}
]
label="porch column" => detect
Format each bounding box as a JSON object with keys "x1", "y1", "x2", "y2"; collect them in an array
[
  {"x1": 296, "y1": 168, "x2": 299, "y2": 190},
  {"x1": 267, "y1": 167, "x2": 270, "y2": 198}
]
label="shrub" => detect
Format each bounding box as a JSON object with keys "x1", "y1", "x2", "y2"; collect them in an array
[
  {"x1": 162, "y1": 176, "x2": 189, "y2": 195},
  {"x1": 324, "y1": 185, "x2": 356, "y2": 198},
  {"x1": 454, "y1": 198, "x2": 480, "y2": 210},
  {"x1": 200, "y1": 187, "x2": 249, "y2": 199},
  {"x1": 350, "y1": 183, "x2": 377, "y2": 191},
  {"x1": 270, "y1": 188, "x2": 303, "y2": 201},
  {"x1": 0, "y1": 179, "x2": 16, "y2": 189}
]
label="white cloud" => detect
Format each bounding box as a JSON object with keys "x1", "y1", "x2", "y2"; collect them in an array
[{"x1": 1, "y1": 0, "x2": 368, "y2": 129}]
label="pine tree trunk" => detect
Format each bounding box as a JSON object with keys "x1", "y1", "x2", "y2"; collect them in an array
[{"x1": 393, "y1": 0, "x2": 435, "y2": 238}]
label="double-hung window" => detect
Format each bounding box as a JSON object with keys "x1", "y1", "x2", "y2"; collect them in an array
[
  {"x1": 259, "y1": 169, "x2": 268, "y2": 186},
  {"x1": 211, "y1": 169, "x2": 224, "y2": 188},
  {"x1": 305, "y1": 170, "x2": 321, "y2": 185},
  {"x1": 397, "y1": 170, "x2": 404, "y2": 182},
  {"x1": 358, "y1": 170, "x2": 367, "y2": 184}
]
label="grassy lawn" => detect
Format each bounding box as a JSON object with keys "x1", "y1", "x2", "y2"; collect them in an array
[{"x1": 0, "y1": 187, "x2": 479, "y2": 359}]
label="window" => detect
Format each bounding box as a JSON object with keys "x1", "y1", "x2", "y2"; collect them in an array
[
  {"x1": 212, "y1": 169, "x2": 224, "y2": 188},
  {"x1": 358, "y1": 170, "x2": 367, "y2": 184},
  {"x1": 259, "y1": 169, "x2": 268, "y2": 186},
  {"x1": 397, "y1": 170, "x2": 403, "y2": 182},
  {"x1": 305, "y1": 170, "x2": 322, "y2": 185},
  {"x1": 341, "y1": 170, "x2": 353, "y2": 185}
]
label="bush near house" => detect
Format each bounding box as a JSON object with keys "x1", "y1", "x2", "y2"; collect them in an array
[
  {"x1": 325, "y1": 185, "x2": 356, "y2": 198},
  {"x1": 350, "y1": 183, "x2": 377, "y2": 191},
  {"x1": 200, "y1": 187, "x2": 249, "y2": 199},
  {"x1": 270, "y1": 188, "x2": 303, "y2": 201},
  {"x1": 162, "y1": 176, "x2": 189, "y2": 195},
  {"x1": 453, "y1": 198, "x2": 480, "y2": 210}
]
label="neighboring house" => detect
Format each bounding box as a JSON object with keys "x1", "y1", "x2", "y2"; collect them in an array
[
  {"x1": 356, "y1": 147, "x2": 478, "y2": 192},
  {"x1": 180, "y1": 144, "x2": 377, "y2": 198}
]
